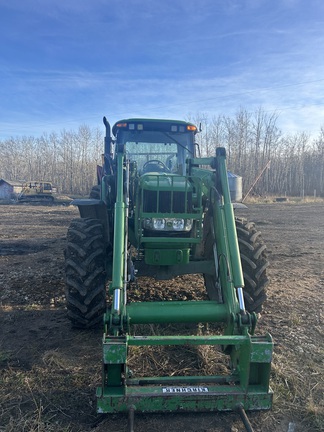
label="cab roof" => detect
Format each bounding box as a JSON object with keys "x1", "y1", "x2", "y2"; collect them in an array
[{"x1": 112, "y1": 118, "x2": 197, "y2": 136}]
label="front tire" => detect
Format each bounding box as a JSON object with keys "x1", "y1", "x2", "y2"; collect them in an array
[
  {"x1": 203, "y1": 215, "x2": 269, "y2": 313},
  {"x1": 235, "y1": 218, "x2": 269, "y2": 313},
  {"x1": 65, "y1": 218, "x2": 106, "y2": 328}
]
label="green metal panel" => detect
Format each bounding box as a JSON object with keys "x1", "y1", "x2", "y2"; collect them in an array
[
  {"x1": 103, "y1": 339, "x2": 127, "y2": 364},
  {"x1": 144, "y1": 247, "x2": 190, "y2": 265},
  {"x1": 102, "y1": 333, "x2": 272, "y2": 347},
  {"x1": 141, "y1": 237, "x2": 200, "y2": 244},
  {"x1": 250, "y1": 337, "x2": 273, "y2": 363},
  {"x1": 141, "y1": 212, "x2": 200, "y2": 218},
  {"x1": 212, "y1": 197, "x2": 240, "y2": 318},
  {"x1": 97, "y1": 385, "x2": 273, "y2": 413},
  {"x1": 126, "y1": 375, "x2": 239, "y2": 385},
  {"x1": 111, "y1": 153, "x2": 125, "y2": 292},
  {"x1": 140, "y1": 174, "x2": 193, "y2": 192},
  {"x1": 126, "y1": 301, "x2": 228, "y2": 324},
  {"x1": 190, "y1": 157, "x2": 215, "y2": 166},
  {"x1": 126, "y1": 334, "x2": 268, "y2": 346},
  {"x1": 216, "y1": 149, "x2": 245, "y2": 289}
]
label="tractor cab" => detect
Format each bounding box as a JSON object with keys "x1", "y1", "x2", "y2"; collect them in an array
[{"x1": 112, "y1": 119, "x2": 197, "y2": 176}]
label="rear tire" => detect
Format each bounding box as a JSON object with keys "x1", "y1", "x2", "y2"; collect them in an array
[
  {"x1": 203, "y1": 215, "x2": 269, "y2": 313},
  {"x1": 65, "y1": 218, "x2": 106, "y2": 328}
]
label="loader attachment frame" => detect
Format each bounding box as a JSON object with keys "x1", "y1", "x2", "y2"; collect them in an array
[{"x1": 98, "y1": 333, "x2": 273, "y2": 414}]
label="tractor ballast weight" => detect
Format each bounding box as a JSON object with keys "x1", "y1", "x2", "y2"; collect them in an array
[{"x1": 65, "y1": 118, "x2": 272, "y2": 421}]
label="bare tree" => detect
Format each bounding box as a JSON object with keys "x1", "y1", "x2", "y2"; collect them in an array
[{"x1": 0, "y1": 115, "x2": 323, "y2": 198}]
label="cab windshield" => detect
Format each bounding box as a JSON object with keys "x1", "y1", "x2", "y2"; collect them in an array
[{"x1": 117, "y1": 130, "x2": 194, "y2": 175}]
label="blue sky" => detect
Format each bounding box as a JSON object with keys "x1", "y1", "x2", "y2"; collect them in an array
[{"x1": 1, "y1": 0, "x2": 324, "y2": 139}]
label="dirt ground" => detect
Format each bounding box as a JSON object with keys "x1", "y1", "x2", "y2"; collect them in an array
[{"x1": 0, "y1": 201, "x2": 323, "y2": 432}]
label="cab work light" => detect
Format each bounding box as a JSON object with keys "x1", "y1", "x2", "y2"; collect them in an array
[
  {"x1": 187, "y1": 125, "x2": 197, "y2": 131},
  {"x1": 171, "y1": 125, "x2": 186, "y2": 132},
  {"x1": 128, "y1": 123, "x2": 143, "y2": 130}
]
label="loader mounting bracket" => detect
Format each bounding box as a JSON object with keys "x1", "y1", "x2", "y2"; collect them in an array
[{"x1": 97, "y1": 332, "x2": 273, "y2": 414}]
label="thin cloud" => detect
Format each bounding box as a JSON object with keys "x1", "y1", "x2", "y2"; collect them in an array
[{"x1": 1, "y1": 0, "x2": 324, "y2": 139}]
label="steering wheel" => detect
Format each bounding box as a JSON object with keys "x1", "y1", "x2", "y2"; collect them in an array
[{"x1": 142, "y1": 160, "x2": 170, "y2": 173}]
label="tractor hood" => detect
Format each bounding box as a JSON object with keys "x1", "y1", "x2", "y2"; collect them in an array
[{"x1": 139, "y1": 173, "x2": 193, "y2": 192}]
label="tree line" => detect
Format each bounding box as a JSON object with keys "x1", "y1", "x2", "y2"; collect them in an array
[
  {"x1": 190, "y1": 108, "x2": 324, "y2": 197},
  {"x1": 0, "y1": 125, "x2": 103, "y2": 196},
  {"x1": 0, "y1": 108, "x2": 323, "y2": 197}
]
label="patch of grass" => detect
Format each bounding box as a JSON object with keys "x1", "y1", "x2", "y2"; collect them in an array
[
  {"x1": 23, "y1": 303, "x2": 46, "y2": 311},
  {"x1": 127, "y1": 322, "x2": 230, "y2": 382},
  {"x1": 270, "y1": 352, "x2": 324, "y2": 431},
  {"x1": 271, "y1": 354, "x2": 298, "y2": 406},
  {"x1": 0, "y1": 351, "x2": 11, "y2": 363},
  {"x1": 288, "y1": 312, "x2": 302, "y2": 327},
  {"x1": 290, "y1": 196, "x2": 324, "y2": 204},
  {"x1": 42, "y1": 350, "x2": 70, "y2": 370},
  {"x1": 0, "y1": 343, "x2": 100, "y2": 432},
  {"x1": 244, "y1": 195, "x2": 324, "y2": 204},
  {"x1": 1, "y1": 396, "x2": 74, "y2": 432},
  {"x1": 306, "y1": 395, "x2": 324, "y2": 430}
]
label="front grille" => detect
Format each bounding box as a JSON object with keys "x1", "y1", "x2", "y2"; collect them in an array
[{"x1": 143, "y1": 190, "x2": 193, "y2": 213}]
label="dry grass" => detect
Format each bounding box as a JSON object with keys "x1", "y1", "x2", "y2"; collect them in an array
[
  {"x1": 269, "y1": 350, "x2": 324, "y2": 431},
  {"x1": 0, "y1": 369, "x2": 72, "y2": 432},
  {"x1": 0, "y1": 335, "x2": 101, "y2": 432},
  {"x1": 0, "y1": 374, "x2": 74, "y2": 432},
  {"x1": 42, "y1": 350, "x2": 71, "y2": 370},
  {"x1": 244, "y1": 195, "x2": 324, "y2": 204},
  {"x1": 2, "y1": 407, "x2": 72, "y2": 432},
  {"x1": 127, "y1": 322, "x2": 229, "y2": 380}
]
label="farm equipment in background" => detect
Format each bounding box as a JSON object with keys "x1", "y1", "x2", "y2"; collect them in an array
[
  {"x1": 18, "y1": 181, "x2": 54, "y2": 203},
  {"x1": 65, "y1": 118, "x2": 272, "y2": 430}
]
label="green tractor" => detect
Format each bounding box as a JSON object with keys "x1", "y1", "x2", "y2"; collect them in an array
[{"x1": 64, "y1": 118, "x2": 272, "y2": 427}]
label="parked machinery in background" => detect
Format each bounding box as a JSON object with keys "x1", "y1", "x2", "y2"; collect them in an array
[{"x1": 18, "y1": 181, "x2": 54, "y2": 203}]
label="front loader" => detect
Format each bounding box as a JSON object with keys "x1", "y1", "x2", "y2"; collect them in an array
[{"x1": 65, "y1": 118, "x2": 272, "y2": 429}]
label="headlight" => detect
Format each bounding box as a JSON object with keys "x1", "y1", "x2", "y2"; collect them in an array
[
  {"x1": 184, "y1": 219, "x2": 193, "y2": 231},
  {"x1": 172, "y1": 219, "x2": 184, "y2": 230},
  {"x1": 153, "y1": 218, "x2": 165, "y2": 230},
  {"x1": 144, "y1": 218, "x2": 152, "y2": 229},
  {"x1": 143, "y1": 218, "x2": 192, "y2": 232}
]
